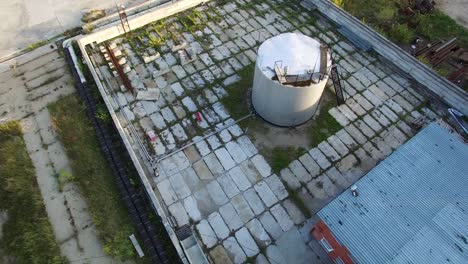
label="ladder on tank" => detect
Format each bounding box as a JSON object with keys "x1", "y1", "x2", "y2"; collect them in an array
[{"x1": 330, "y1": 64, "x2": 345, "y2": 105}]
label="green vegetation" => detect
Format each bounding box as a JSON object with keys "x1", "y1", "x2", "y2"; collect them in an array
[
  {"x1": 26, "y1": 40, "x2": 48, "y2": 52},
  {"x1": 307, "y1": 89, "x2": 343, "y2": 147},
  {"x1": 57, "y1": 170, "x2": 76, "y2": 191},
  {"x1": 262, "y1": 146, "x2": 307, "y2": 173},
  {"x1": 0, "y1": 121, "x2": 66, "y2": 264},
  {"x1": 220, "y1": 64, "x2": 255, "y2": 120},
  {"x1": 338, "y1": 0, "x2": 468, "y2": 46},
  {"x1": 417, "y1": 11, "x2": 468, "y2": 45},
  {"x1": 48, "y1": 95, "x2": 136, "y2": 260},
  {"x1": 389, "y1": 24, "x2": 415, "y2": 45},
  {"x1": 81, "y1": 9, "x2": 106, "y2": 23}
]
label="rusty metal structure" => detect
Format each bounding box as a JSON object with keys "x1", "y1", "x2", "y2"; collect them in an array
[
  {"x1": 105, "y1": 42, "x2": 135, "y2": 95},
  {"x1": 414, "y1": 38, "x2": 459, "y2": 67},
  {"x1": 117, "y1": 4, "x2": 131, "y2": 35}
]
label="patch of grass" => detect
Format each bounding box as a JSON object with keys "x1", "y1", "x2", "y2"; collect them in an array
[
  {"x1": 220, "y1": 64, "x2": 255, "y2": 119},
  {"x1": 57, "y1": 170, "x2": 76, "y2": 191},
  {"x1": 340, "y1": 1, "x2": 468, "y2": 48},
  {"x1": 388, "y1": 23, "x2": 415, "y2": 45},
  {"x1": 48, "y1": 95, "x2": 137, "y2": 260},
  {"x1": 26, "y1": 40, "x2": 48, "y2": 52},
  {"x1": 0, "y1": 121, "x2": 66, "y2": 263},
  {"x1": 261, "y1": 146, "x2": 307, "y2": 173},
  {"x1": 417, "y1": 11, "x2": 468, "y2": 46},
  {"x1": 306, "y1": 89, "x2": 342, "y2": 148}
]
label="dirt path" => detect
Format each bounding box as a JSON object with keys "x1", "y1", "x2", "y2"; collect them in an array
[
  {"x1": 436, "y1": 0, "x2": 468, "y2": 29},
  {"x1": 0, "y1": 48, "x2": 121, "y2": 263}
]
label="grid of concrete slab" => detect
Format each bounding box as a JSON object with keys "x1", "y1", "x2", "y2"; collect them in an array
[{"x1": 87, "y1": 0, "x2": 441, "y2": 263}]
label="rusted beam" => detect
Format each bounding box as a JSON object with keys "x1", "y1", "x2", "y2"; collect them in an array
[{"x1": 105, "y1": 42, "x2": 135, "y2": 95}]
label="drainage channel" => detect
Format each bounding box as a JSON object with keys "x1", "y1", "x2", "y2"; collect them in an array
[{"x1": 64, "y1": 46, "x2": 174, "y2": 264}]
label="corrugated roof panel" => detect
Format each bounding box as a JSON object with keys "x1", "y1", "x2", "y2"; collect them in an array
[
  {"x1": 317, "y1": 123, "x2": 468, "y2": 264},
  {"x1": 391, "y1": 226, "x2": 467, "y2": 264}
]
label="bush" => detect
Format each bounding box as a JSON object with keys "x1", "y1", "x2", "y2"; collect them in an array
[
  {"x1": 377, "y1": 5, "x2": 395, "y2": 23},
  {"x1": 388, "y1": 24, "x2": 415, "y2": 44},
  {"x1": 332, "y1": 0, "x2": 344, "y2": 8}
]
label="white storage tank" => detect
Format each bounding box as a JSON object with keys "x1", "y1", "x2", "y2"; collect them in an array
[{"x1": 252, "y1": 33, "x2": 332, "y2": 126}]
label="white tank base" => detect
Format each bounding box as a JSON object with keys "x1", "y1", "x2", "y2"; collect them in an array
[{"x1": 251, "y1": 33, "x2": 331, "y2": 127}]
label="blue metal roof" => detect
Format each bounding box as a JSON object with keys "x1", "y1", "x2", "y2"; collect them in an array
[{"x1": 317, "y1": 123, "x2": 468, "y2": 264}]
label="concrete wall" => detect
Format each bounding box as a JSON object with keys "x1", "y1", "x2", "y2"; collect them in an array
[
  {"x1": 252, "y1": 62, "x2": 329, "y2": 126},
  {"x1": 79, "y1": 0, "x2": 207, "y2": 45}
]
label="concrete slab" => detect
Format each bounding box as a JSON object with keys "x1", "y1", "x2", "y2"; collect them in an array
[
  {"x1": 217, "y1": 173, "x2": 241, "y2": 199},
  {"x1": 219, "y1": 203, "x2": 244, "y2": 231},
  {"x1": 308, "y1": 148, "x2": 331, "y2": 170},
  {"x1": 259, "y1": 211, "x2": 283, "y2": 240},
  {"x1": 225, "y1": 141, "x2": 247, "y2": 164},
  {"x1": 231, "y1": 194, "x2": 255, "y2": 223},
  {"x1": 240, "y1": 160, "x2": 263, "y2": 185},
  {"x1": 265, "y1": 174, "x2": 288, "y2": 201},
  {"x1": 298, "y1": 153, "x2": 321, "y2": 178},
  {"x1": 289, "y1": 160, "x2": 312, "y2": 183},
  {"x1": 169, "y1": 172, "x2": 191, "y2": 200},
  {"x1": 327, "y1": 135, "x2": 349, "y2": 157},
  {"x1": 235, "y1": 227, "x2": 260, "y2": 257},
  {"x1": 215, "y1": 147, "x2": 236, "y2": 171},
  {"x1": 223, "y1": 237, "x2": 246, "y2": 264},
  {"x1": 246, "y1": 218, "x2": 272, "y2": 248},
  {"x1": 203, "y1": 153, "x2": 224, "y2": 176},
  {"x1": 193, "y1": 159, "x2": 214, "y2": 180},
  {"x1": 243, "y1": 188, "x2": 266, "y2": 216},
  {"x1": 183, "y1": 195, "x2": 202, "y2": 222},
  {"x1": 283, "y1": 199, "x2": 306, "y2": 225},
  {"x1": 279, "y1": 167, "x2": 301, "y2": 190},
  {"x1": 229, "y1": 166, "x2": 252, "y2": 191},
  {"x1": 251, "y1": 154, "x2": 272, "y2": 178},
  {"x1": 208, "y1": 212, "x2": 230, "y2": 240},
  {"x1": 194, "y1": 137, "x2": 211, "y2": 157},
  {"x1": 196, "y1": 219, "x2": 218, "y2": 249},
  {"x1": 254, "y1": 181, "x2": 278, "y2": 208},
  {"x1": 157, "y1": 179, "x2": 178, "y2": 206},
  {"x1": 210, "y1": 245, "x2": 233, "y2": 264},
  {"x1": 207, "y1": 180, "x2": 229, "y2": 206},
  {"x1": 265, "y1": 245, "x2": 287, "y2": 264},
  {"x1": 169, "y1": 202, "x2": 190, "y2": 226},
  {"x1": 317, "y1": 141, "x2": 340, "y2": 162},
  {"x1": 270, "y1": 204, "x2": 294, "y2": 232}
]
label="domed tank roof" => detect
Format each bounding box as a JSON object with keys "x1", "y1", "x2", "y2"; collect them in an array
[{"x1": 256, "y1": 33, "x2": 329, "y2": 80}]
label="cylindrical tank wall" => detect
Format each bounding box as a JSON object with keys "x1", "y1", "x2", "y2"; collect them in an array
[{"x1": 251, "y1": 62, "x2": 329, "y2": 127}]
